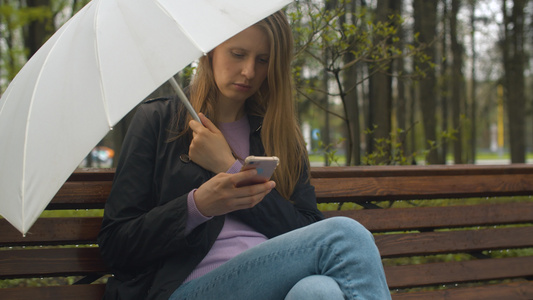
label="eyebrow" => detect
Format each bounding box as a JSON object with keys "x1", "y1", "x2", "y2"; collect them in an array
[{"x1": 230, "y1": 47, "x2": 270, "y2": 57}]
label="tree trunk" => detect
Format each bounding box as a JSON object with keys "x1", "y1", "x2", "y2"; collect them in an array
[
  {"x1": 502, "y1": 0, "x2": 526, "y2": 163},
  {"x1": 439, "y1": 0, "x2": 450, "y2": 164},
  {"x1": 394, "y1": 0, "x2": 407, "y2": 163},
  {"x1": 410, "y1": 81, "x2": 418, "y2": 164},
  {"x1": 450, "y1": 0, "x2": 464, "y2": 164},
  {"x1": 322, "y1": 68, "x2": 331, "y2": 166},
  {"x1": 414, "y1": 0, "x2": 439, "y2": 164},
  {"x1": 341, "y1": 0, "x2": 360, "y2": 165},
  {"x1": 368, "y1": 0, "x2": 394, "y2": 163},
  {"x1": 2, "y1": 0, "x2": 20, "y2": 85},
  {"x1": 24, "y1": 0, "x2": 54, "y2": 58},
  {"x1": 469, "y1": 0, "x2": 477, "y2": 164}
]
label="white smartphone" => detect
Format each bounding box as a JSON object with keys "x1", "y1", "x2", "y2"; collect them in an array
[{"x1": 236, "y1": 156, "x2": 279, "y2": 187}]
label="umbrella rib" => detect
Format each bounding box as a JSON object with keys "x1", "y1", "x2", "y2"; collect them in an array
[
  {"x1": 153, "y1": 1, "x2": 207, "y2": 54},
  {"x1": 93, "y1": 0, "x2": 114, "y2": 130},
  {"x1": 0, "y1": 77, "x2": 14, "y2": 115},
  {"x1": 20, "y1": 4, "x2": 85, "y2": 235}
]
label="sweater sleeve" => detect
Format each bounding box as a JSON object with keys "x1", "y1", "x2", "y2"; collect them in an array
[
  {"x1": 184, "y1": 160, "x2": 243, "y2": 233},
  {"x1": 185, "y1": 190, "x2": 212, "y2": 234}
]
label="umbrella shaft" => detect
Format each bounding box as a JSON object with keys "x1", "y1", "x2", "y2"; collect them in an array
[{"x1": 170, "y1": 77, "x2": 201, "y2": 122}]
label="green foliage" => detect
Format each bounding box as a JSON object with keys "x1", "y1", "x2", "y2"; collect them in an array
[
  {"x1": 362, "y1": 125, "x2": 414, "y2": 165},
  {"x1": 361, "y1": 118, "x2": 461, "y2": 165},
  {"x1": 290, "y1": 1, "x2": 431, "y2": 86},
  {"x1": 0, "y1": 3, "x2": 52, "y2": 29},
  {"x1": 0, "y1": 0, "x2": 90, "y2": 91},
  {"x1": 288, "y1": 1, "x2": 437, "y2": 166},
  {"x1": 312, "y1": 131, "x2": 345, "y2": 166},
  {"x1": 0, "y1": 2, "x2": 36, "y2": 82},
  {"x1": 179, "y1": 65, "x2": 196, "y2": 83}
]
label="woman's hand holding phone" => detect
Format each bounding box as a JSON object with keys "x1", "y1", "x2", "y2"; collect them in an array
[{"x1": 193, "y1": 169, "x2": 276, "y2": 216}]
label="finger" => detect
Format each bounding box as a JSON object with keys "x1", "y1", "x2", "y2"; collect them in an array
[
  {"x1": 233, "y1": 180, "x2": 276, "y2": 198},
  {"x1": 199, "y1": 113, "x2": 221, "y2": 134},
  {"x1": 231, "y1": 185, "x2": 274, "y2": 210},
  {"x1": 189, "y1": 119, "x2": 204, "y2": 133},
  {"x1": 230, "y1": 168, "x2": 258, "y2": 184}
]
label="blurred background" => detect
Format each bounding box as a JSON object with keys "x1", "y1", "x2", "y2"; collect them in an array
[{"x1": 1, "y1": 0, "x2": 532, "y2": 167}]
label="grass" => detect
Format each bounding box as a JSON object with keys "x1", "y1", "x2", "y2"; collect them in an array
[
  {"x1": 40, "y1": 209, "x2": 103, "y2": 217},
  {"x1": 317, "y1": 195, "x2": 532, "y2": 211}
]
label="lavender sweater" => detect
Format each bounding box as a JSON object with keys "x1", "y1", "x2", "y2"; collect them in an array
[{"x1": 183, "y1": 116, "x2": 268, "y2": 282}]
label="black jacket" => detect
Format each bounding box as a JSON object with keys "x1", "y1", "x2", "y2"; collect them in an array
[{"x1": 97, "y1": 96, "x2": 324, "y2": 300}]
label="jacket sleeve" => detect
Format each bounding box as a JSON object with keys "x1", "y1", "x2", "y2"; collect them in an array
[
  {"x1": 230, "y1": 163, "x2": 324, "y2": 238},
  {"x1": 97, "y1": 103, "x2": 194, "y2": 271}
]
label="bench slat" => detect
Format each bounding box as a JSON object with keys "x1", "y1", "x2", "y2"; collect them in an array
[
  {"x1": 0, "y1": 248, "x2": 107, "y2": 279},
  {"x1": 0, "y1": 284, "x2": 105, "y2": 300},
  {"x1": 323, "y1": 202, "x2": 533, "y2": 231},
  {"x1": 312, "y1": 173, "x2": 533, "y2": 201},
  {"x1": 48, "y1": 181, "x2": 111, "y2": 209},
  {"x1": 385, "y1": 256, "x2": 533, "y2": 289},
  {"x1": 391, "y1": 281, "x2": 533, "y2": 300},
  {"x1": 69, "y1": 168, "x2": 115, "y2": 181},
  {"x1": 0, "y1": 218, "x2": 101, "y2": 246},
  {"x1": 311, "y1": 164, "x2": 533, "y2": 178},
  {"x1": 48, "y1": 165, "x2": 533, "y2": 206},
  {"x1": 376, "y1": 226, "x2": 533, "y2": 257}
]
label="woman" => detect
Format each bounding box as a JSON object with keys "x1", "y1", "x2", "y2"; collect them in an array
[{"x1": 98, "y1": 11, "x2": 390, "y2": 300}]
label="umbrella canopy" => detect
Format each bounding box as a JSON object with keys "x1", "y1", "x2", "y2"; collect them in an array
[{"x1": 0, "y1": 0, "x2": 292, "y2": 235}]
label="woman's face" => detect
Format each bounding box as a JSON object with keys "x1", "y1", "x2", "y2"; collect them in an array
[{"x1": 211, "y1": 25, "x2": 270, "y2": 106}]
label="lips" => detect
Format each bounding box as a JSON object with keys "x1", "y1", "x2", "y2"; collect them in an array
[{"x1": 233, "y1": 83, "x2": 252, "y2": 92}]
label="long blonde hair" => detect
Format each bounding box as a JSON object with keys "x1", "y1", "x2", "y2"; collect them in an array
[{"x1": 176, "y1": 11, "x2": 309, "y2": 199}]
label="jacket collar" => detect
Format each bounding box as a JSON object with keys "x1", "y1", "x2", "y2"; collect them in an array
[{"x1": 248, "y1": 114, "x2": 263, "y2": 133}]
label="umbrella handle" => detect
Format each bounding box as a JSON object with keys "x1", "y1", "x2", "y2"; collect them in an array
[{"x1": 169, "y1": 77, "x2": 201, "y2": 123}]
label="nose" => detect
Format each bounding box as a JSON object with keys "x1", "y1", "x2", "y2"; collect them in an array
[{"x1": 241, "y1": 58, "x2": 256, "y2": 80}]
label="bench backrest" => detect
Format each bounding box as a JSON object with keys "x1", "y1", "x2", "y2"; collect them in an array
[
  {"x1": 312, "y1": 165, "x2": 533, "y2": 299},
  {"x1": 1, "y1": 164, "x2": 533, "y2": 299}
]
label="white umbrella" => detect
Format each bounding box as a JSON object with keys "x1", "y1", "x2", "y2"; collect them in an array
[{"x1": 0, "y1": 0, "x2": 292, "y2": 235}]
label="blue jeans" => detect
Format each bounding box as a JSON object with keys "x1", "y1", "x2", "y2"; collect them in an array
[{"x1": 169, "y1": 217, "x2": 391, "y2": 300}]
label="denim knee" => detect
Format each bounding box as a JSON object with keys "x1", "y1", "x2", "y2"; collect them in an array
[
  {"x1": 320, "y1": 216, "x2": 374, "y2": 243},
  {"x1": 284, "y1": 275, "x2": 344, "y2": 300}
]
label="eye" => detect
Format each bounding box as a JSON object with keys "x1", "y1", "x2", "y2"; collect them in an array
[
  {"x1": 231, "y1": 51, "x2": 244, "y2": 58},
  {"x1": 258, "y1": 57, "x2": 269, "y2": 64}
]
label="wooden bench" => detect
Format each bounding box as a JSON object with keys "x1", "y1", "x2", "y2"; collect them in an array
[{"x1": 1, "y1": 164, "x2": 532, "y2": 299}]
